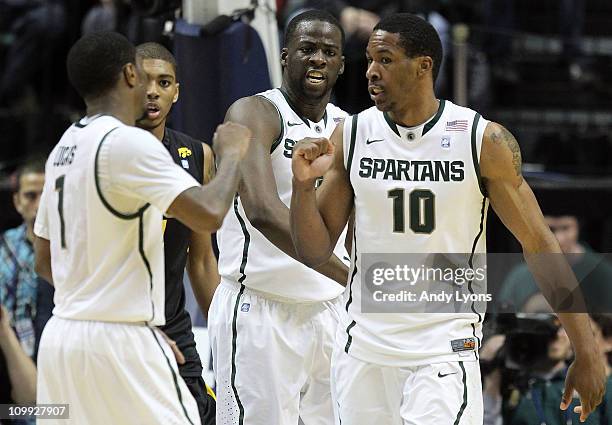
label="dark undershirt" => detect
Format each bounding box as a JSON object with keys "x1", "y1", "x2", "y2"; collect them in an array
[{"x1": 159, "y1": 128, "x2": 205, "y2": 378}]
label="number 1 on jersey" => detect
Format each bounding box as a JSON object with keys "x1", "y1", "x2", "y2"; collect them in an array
[
  {"x1": 55, "y1": 175, "x2": 66, "y2": 248},
  {"x1": 388, "y1": 189, "x2": 405, "y2": 232},
  {"x1": 387, "y1": 188, "x2": 435, "y2": 234}
]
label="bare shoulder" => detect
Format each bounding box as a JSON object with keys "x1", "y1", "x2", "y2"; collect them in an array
[
  {"x1": 225, "y1": 95, "x2": 281, "y2": 149},
  {"x1": 481, "y1": 121, "x2": 523, "y2": 184},
  {"x1": 225, "y1": 95, "x2": 279, "y2": 124}
]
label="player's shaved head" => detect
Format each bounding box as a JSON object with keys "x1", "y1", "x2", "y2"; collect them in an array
[
  {"x1": 136, "y1": 42, "x2": 178, "y2": 73},
  {"x1": 66, "y1": 31, "x2": 136, "y2": 100},
  {"x1": 284, "y1": 9, "x2": 345, "y2": 47}
]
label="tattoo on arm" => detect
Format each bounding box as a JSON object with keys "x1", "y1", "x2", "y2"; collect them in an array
[{"x1": 490, "y1": 125, "x2": 523, "y2": 180}]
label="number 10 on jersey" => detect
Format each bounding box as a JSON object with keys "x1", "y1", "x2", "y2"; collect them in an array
[{"x1": 387, "y1": 188, "x2": 435, "y2": 234}]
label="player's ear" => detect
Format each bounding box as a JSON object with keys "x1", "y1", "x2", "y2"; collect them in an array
[
  {"x1": 418, "y1": 56, "x2": 433, "y2": 77},
  {"x1": 280, "y1": 48, "x2": 288, "y2": 67},
  {"x1": 339, "y1": 55, "x2": 345, "y2": 76},
  {"x1": 123, "y1": 63, "x2": 138, "y2": 88},
  {"x1": 173, "y1": 82, "x2": 180, "y2": 104}
]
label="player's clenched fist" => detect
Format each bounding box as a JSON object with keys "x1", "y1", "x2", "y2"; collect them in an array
[
  {"x1": 213, "y1": 121, "x2": 252, "y2": 161},
  {"x1": 292, "y1": 137, "x2": 335, "y2": 184}
]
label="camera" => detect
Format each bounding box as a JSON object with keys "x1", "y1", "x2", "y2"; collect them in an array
[
  {"x1": 480, "y1": 313, "x2": 566, "y2": 398},
  {"x1": 496, "y1": 313, "x2": 561, "y2": 371}
]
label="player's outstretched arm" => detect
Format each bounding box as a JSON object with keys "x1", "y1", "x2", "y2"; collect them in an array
[
  {"x1": 291, "y1": 121, "x2": 354, "y2": 267},
  {"x1": 187, "y1": 143, "x2": 221, "y2": 315},
  {"x1": 167, "y1": 122, "x2": 251, "y2": 234},
  {"x1": 481, "y1": 121, "x2": 606, "y2": 421},
  {"x1": 224, "y1": 96, "x2": 348, "y2": 284}
]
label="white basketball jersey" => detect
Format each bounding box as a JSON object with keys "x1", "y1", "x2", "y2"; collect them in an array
[
  {"x1": 217, "y1": 88, "x2": 348, "y2": 302},
  {"x1": 34, "y1": 115, "x2": 199, "y2": 325},
  {"x1": 339, "y1": 100, "x2": 490, "y2": 366}
]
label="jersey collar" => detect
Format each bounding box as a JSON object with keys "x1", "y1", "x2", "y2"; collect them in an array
[
  {"x1": 277, "y1": 88, "x2": 328, "y2": 129},
  {"x1": 74, "y1": 114, "x2": 103, "y2": 128},
  {"x1": 383, "y1": 99, "x2": 445, "y2": 141}
]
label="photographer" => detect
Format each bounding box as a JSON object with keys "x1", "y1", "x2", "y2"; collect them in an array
[{"x1": 482, "y1": 306, "x2": 612, "y2": 424}]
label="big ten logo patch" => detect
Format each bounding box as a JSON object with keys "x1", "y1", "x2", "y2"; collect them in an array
[
  {"x1": 283, "y1": 139, "x2": 297, "y2": 158},
  {"x1": 451, "y1": 338, "x2": 476, "y2": 352}
]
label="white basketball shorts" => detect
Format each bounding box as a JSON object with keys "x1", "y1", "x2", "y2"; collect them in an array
[
  {"x1": 208, "y1": 279, "x2": 341, "y2": 425},
  {"x1": 37, "y1": 316, "x2": 201, "y2": 425},
  {"x1": 331, "y1": 342, "x2": 483, "y2": 425}
]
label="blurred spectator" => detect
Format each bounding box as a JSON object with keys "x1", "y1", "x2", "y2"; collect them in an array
[
  {"x1": 0, "y1": 0, "x2": 67, "y2": 105},
  {"x1": 499, "y1": 215, "x2": 612, "y2": 314},
  {"x1": 499, "y1": 313, "x2": 579, "y2": 424},
  {"x1": 482, "y1": 310, "x2": 612, "y2": 425},
  {"x1": 293, "y1": 0, "x2": 450, "y2": 113},
  {"x1": 487, "y1": 220, "x2": 612, "y2": 425},
  {"x1": 0, "y1": 159, "x2": 54, "y2": 422}
]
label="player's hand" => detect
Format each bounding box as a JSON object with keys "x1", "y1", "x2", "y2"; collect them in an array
[
  {"x1": 561, "y1": 350, "x2": 606, "y2": 422},
  {"x1": 292, "y1": 137, "x2": 335, "y2": 184},
  {"x1": 159, "y1": 330, "x2": 185, "y2": 365},
  {"x1": 213, "y1": 121, "x2": 252, "y2": 161}
]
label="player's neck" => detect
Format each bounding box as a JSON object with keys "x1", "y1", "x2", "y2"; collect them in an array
[
  {"x1": 388, "y1": 92, "x2": 439, "y2": 128},
  {"x1": 86, "y1": 94, "x2": 136, "y2": 126},
  {"x1": 151, "y1": 122, "x2": 166, "y2": 141},
  {"x1": 281, "y1": 83, "x2": 329, "y2": 123}
]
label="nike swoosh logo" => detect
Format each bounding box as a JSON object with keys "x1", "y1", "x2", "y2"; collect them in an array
[
  {"x1": 287, "y1": 122, "x2": 303, "y2": 127},
  {"x1": 366, "y1": 138, "x2": 384, "y2": 145},
  {"x1": 438, "y1": 372, "x2": 458, "y2": 378}
]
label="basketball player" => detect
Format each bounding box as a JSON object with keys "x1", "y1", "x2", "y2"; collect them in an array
[
  {"x1": 32, "y1": 32, "x2": 250, "y2": 424},
  {"x1": 289, "y1": 13, "x2": 606, "y2": 425},
  {"x1": 135, "y1": 42, "x2": 218, "y2": 424},
  {"x1": 209, "y1": 10, "x2": 349, "y2": 424}
]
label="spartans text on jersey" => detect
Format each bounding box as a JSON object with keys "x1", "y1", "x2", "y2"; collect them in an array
[{"x1": 358, "y1": 158, "x2": 465, "y2": 181}]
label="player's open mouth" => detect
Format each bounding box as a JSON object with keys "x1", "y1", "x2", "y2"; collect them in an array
[
  {"x1": 369, "y1": 86, "x2": 384, "y2": 96},
  {"x1": 306, "y1": 70, "x2": 326, "y2": 84},
  {"x1": 146, "y1": 103, "x2": 161, "y2": 120},
  {"x1": 369, "y1": 85, "x2": 385, "y2": 101}
]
